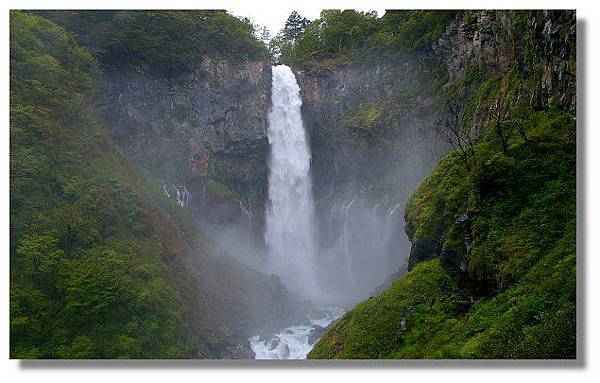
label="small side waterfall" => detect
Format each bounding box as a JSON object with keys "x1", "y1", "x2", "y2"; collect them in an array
[{"x1": 265, "y1": 65, "x2": 319, "y2": 299}]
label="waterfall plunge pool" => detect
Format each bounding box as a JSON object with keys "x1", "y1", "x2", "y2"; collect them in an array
[{"x1": 249, "y1": 307, "x2": 344, "y2": 359}]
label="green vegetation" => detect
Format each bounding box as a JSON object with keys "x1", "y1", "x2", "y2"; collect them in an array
[
  {"x1": 206, "y1": 178, "x2": 239, "y2": 200},
  {"x1": 310, "y1": 106, "x2": 576, "y2": 359},
  {"x1": 11, "y1": 8, "x2": 576, "y2": 360},
  {"x1": 298, "y1": 9, "x2": 576, "y2": 360},
  {"x1": 36, "y1": 10, "x2": 268, "y2": 76},
  {"x1": 273, "y1": 10, "x2": 457, "y2": 67},
  {"x1": 10, "y1": 10, "x2": 208, "y2": 358},
  {"x1": 341, "y1": 104, "x2": 385, "y2": 147}
]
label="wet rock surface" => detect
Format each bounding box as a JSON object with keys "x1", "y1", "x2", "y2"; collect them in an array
[{"x1": 100, "y1": 56, "x2": 272, "y2": 229}]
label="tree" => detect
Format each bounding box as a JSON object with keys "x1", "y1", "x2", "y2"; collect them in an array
[
  {"x1": 489, "y1": 98, "x2": 511, "y2": 154},
  {"x1": 270, "y1": 11, "x2": 310, "y2": 64},
  {"x1": 319, "y1": 10, "x2": 378, "y2": 53},
  {"x1": 268, "y1": 34, "x2": 283, "y2": 64},
  {"x1": 282, "y1": 11, "x2": 309, "y2": 44},
  {"x1": 488, "y1": 93, "x2": 531, "y2": 153},
  {"x1": 435, "y1": 91, "x2": 477, "y2": 170}
]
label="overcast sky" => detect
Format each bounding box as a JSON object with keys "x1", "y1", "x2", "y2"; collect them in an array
[{"x1": 228, "y1": 6, "x2": 386, "y2": 38}]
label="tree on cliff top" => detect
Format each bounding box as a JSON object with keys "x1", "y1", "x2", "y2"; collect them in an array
[
  {"x1": 269, "y1": 11, "x2": 310, "y2": 65},
  {"x1": 283, "y1": 11, "x2": 310, "y2": 44}
]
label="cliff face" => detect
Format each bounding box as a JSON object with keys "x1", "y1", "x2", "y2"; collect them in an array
[
  {"x1": 288, "y1": 60, "x2": 449, "y2": 298},
  {"x1": 434, "y1": 10, "x2": 575, "y2": 131},
  {"x1": 294, "y1": 62, "x2": 445, "y2": 200},
  {"x1": 10, "y1": 11, "x2": 310, "y2": 359},
  {"x1": 405, "y1": 10, "x2": 577, "y2": 271},
  {"x1": 309, "y1": 10, "x2": 576, "y2": 360},
  {"x1": 101, "y1": 57, "x2": 272, "y2": 229},
  {"x1": 294, "y1": 11, "x2": 576, "y2": 308}
]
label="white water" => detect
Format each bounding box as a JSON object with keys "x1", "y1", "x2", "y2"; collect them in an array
[
  {"x1": 316, "y1": 193, "x2": 410, "y2": 303},
  {"x1": 250, "y1": 308, "x2": 344, "y2": 359},
  {"x1": 265, "y1": 65, "x2": 319, "y2": 299},
  {"x1": 254, "y1": 66, "x2": 409, "y2": 359},
  {"x1": 162, "y1": 183, "x2": 190, "y2": 208}
]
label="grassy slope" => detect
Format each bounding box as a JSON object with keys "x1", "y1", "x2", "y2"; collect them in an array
[
  {"x1": 309, "y1": 108, "x2": 576, "y2": 359},
  {"x1": 9, "y1": 11, "x2": 271, "y2": 359}
]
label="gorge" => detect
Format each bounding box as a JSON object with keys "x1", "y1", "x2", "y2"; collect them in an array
[{"x1": 10, "y1": 10, "x2": 577, "y2": 360}]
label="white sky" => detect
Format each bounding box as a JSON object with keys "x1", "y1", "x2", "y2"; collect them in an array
[{"x1": 228, "y1": 5, "x2": 386, "y2": 38}]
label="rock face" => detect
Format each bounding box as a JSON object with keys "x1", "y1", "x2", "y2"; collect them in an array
[
  {"x1": 434, "y1": 10, "x2": 576, "y2": 112},
  {"x1": 101, "y1": 56, "x2": 272, "y2": 230},
  {"x1": 402, "y1": 10, "x2": 577, "y2": 273},
  {"x1": 408, "y1": 238, "x2": 440, "y2": 271},
  {"x1": 292, "y1": 56, "x2": 449, "y2": 294},
  {"x1": 294, "y1": 63, "x2": 446, "y2": 201},
  {"x1": 293, "y1": 11, "x2": 576, "y2": 285},
  {"x1": 95, "y1": 9, "x2": 577, "y2": 305}
]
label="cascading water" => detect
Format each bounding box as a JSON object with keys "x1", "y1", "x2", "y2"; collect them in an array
[
  {"x1": 265, "y1": 65, "x2": 319, "y2": 299},
  {"x1": 250, "y1": 66, "x2": 411, "y2": 359},
  {"x1": 250, "y1": 308, "x2": 344, "y2": 359},
  {"x1": 250, "y1": 65, "x2": 339, "y2": 359}
]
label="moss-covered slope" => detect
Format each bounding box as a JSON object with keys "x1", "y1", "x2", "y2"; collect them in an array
[
  {"x1": 9, "y1": 11, "x2": 294, "y2": 359},
  {"x1": 309, "y1": 108, "x2": 576, "y2": 359},
  {"x1": 10, "y1": 10, "x2": 198, "y2": 358}
]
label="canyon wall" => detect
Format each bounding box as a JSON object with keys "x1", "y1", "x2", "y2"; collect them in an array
[
  {"x1": 101, "y1": 57, "x2": 272, "y2": 232},
  {"x1": 406, "y1": 10, "x2": 577, "y2": 272}
]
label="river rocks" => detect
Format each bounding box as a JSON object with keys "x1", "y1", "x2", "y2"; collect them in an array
[
  {"x1": 268, "y1": 337, "x2": 281, "y2": 350},
  {"x1": 226, "y1": 341, "x2": 256, "y2": 359}
]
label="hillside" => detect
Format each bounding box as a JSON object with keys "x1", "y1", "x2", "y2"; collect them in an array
[
  {"x1": 9, "y1": 10, "x2": 302, "y2": 359},
  {"x1": 10, "y1": 9, "x2": 577, "y2": 360},
  {"x1": 307, "y1": 10, "x2": 577, "y2": 359},
  {"x1": 309, "y1": 109, "x2": 576, "y2": 358}
]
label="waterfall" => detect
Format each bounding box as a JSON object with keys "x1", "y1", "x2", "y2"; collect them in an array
[{"x1": 265, "y1": 65, "x2": 319, "y2": 299}]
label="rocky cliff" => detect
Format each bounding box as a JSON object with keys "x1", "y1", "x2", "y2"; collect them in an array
[
  {"x1": 309, "y1": 10, "x2": 577, "y2": 359},
  {"x1": 294, "y1": 62, "x2": 446, "y2": 199},
  {"x1": 291, "y1": 11, "x2": 576, "y2": 308},
  {"x1": 434, "y1": 10, "x2": 576, "y2": 133},
  {"x1": 101, "y1": 57, "x2": 271, "y2": 230},
  {"x1": 405, "y1": 10, "x2": 576, "y2": 271}
]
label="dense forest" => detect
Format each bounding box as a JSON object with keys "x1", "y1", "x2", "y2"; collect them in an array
[
  {"x1": 10, "y1": 10, "x2": 303, "y2": 359},
  {"x1": 10, "y1": 9, "x2": 576, "y2": 359}
]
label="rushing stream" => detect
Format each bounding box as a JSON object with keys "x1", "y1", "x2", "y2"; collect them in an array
[{"x1": 250, "y1": 307, "x2": 344, "y2": 359}]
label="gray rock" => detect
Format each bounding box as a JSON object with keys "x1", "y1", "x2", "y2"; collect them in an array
[
  {"x1": 100, "y1": 55, "x2": 272, "y2": 232},
  {"x1": 308, "y1": 325, "x2": 328, "y2": 345},
  {"x1": 408, "y1": 238, "x2": 439, "y2": 271}
]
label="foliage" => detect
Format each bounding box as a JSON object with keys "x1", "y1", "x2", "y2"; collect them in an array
[
  {"x1": 279, "y1": 10, "x2": 457, "y2": 66},
  {"x1": 36, "y1": 10, "x2": 268, "y2": 77},
  {"x1": 206, "y1": 178, "x2": 238, "y2": 200},
  {"x1": 310, "y1": 107, "x2": 576, "y2": 359},
  {"x1": 268, "y1": 10, "x2": 310, "y2": 65},
  {"x1": 341, "y1": 104, "x2": 384, "y2": 147},
  {"x1": 10, "y1": 11, "x2": 205, "y2": 358}
]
